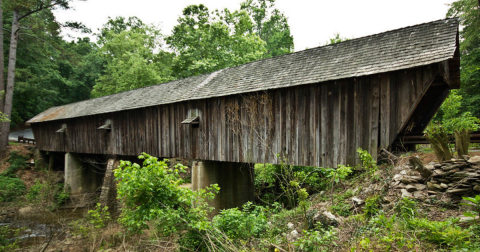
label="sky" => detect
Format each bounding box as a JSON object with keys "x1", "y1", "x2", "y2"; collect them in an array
[{"x1": 54, "y1": 0, "x2": 454, "y2": 52}]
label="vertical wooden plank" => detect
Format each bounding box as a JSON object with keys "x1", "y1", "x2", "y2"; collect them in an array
[
  {"x1": 315, "y1": 84, "x2": 321, "y2": 167},
  {"x1": 370, "y1": 75, "x2": 380, "y2": 159},
  {"x1": 390, "y1": 72, "x2": 399, "y2": 144},
  {"x1": 297, "y1": 87, "x2": 305, "y2": 165},
  {"x1": 308, "y1": 85, "x2": 315, "y2": 166},
  {"x1": 339, "y1": 81, "x2": 347, "y2": 166},
  {"x1": 380, "y1": 74, "x2": 391, "y2": 150},
  {"x1": 285, "y1": 90, "x2": 292, "y2": 163},
  {"x1": 332, "y1": 82, "x2": 340, "y2": 167},
  {"x1": 320, "y1": 83, "x2": 327, "y2": 167}
]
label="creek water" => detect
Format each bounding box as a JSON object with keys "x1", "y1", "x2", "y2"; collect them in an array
[{"x1": 1, "y1": 207, "x2": 87, "y2": 249}]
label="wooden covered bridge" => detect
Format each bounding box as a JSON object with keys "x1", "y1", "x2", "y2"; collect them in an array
[{"x1": 27, "y1": 18, "x2": 460, "y2": 211}]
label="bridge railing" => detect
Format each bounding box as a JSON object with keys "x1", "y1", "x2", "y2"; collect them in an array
[{"x1": 17, "y1": 136, "x2": 36, "y2": 145}]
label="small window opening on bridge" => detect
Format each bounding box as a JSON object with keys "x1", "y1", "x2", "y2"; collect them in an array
[
  {"x1": 98, "y1": 119, "x2": 112, "y2": 131},
  {"x1": 182, "y1": 116, "x2": 199, "y2": 128},
  {"x1": 56, "y1": 124, "x2": 67, "y2": 133}
]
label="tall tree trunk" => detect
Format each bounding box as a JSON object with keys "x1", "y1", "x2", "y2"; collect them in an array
[
  {"x1": 0, "y1": 0, "x2": 4, "y2": 112},
  {"x1": 0, "y1": 10, "x2": 20, "y2": 149}
]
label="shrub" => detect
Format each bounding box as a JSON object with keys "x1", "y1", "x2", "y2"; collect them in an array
[
  {"x1": 213, "y1": 202, "x2": 269, "y2": 240},
  {"x1": 293, "y1": 227, "x2": 337, "y2": 252},
  {"x1": 114, "y1": 153, "x2": 219, "y2": 235},
  {"x1": 87, "y1": 203, "x2": 111, "y2": 228},
  {"x1": 407, "y1": 218, "x2": 471, "y2": 247},
  {"x1": 357, "y1": 148, "x2": 377, "y2": 173},
  {"x1": 395, "y1": 197, "x2": 418, "y2": 220},
  {"x1": 364, "y1": 195, "x2": 381, "y2": 218},
  {"x1": 0, "y1": 176, "x2": 25, "y2": 202}
]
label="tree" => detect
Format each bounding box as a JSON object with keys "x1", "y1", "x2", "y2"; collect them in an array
[
  {"x1": 91, "y1": 17, "x2": 174, "y2": 97},
  {"x1": 447, "y1": 0, "x2": 480, "y2": 117},
  {"x1": 0, "y1": 0, "x2": 73, "y2": 152},
  {"x1": 324, "y1": 33, "x2": 350, "y2": 45},
  {"x1": 167, "y1": 4, "x2": 267, "y2": 78},
  {"x1": 240, "y1": 0, "x2": 294, "y2": 57}
]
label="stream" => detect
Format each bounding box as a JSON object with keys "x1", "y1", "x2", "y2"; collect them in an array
[{"x1": 1, "y1": 207, "x2": 87, "y2": 249}]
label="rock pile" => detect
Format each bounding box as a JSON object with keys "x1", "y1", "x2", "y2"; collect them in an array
[{"x1": 392, "y1": 155, "x2": 480, "y2": 202}]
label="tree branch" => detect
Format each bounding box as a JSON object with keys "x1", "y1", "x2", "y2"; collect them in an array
[{"x1": 18, "y1": 2, "x2": 64, "y2": 21}]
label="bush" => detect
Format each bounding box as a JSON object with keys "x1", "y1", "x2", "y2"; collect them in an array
[
  {"x1": 293, "y1": 227, "x2": 337, "y2": 252},
  {"x1": 87, "y1": 203, "x2": 111, "y2": 228},
  {"x1": 364, "y1": 195, "x2": 381, "y2": 218},
  {"x1": 357, "y1": 148, "x2": 377, "y2": 173},
  {"x1": 0, "y1": 176, "x2": 25, "y2": 202},
  {"x1": 114, "y1": 153, "x2": 219, "y2": 235},
  {"x1": 213, "y1": 202, "x2": 269, "y2": 240}
]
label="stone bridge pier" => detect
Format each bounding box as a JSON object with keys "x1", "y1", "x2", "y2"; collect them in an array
[{"x1": 192, "y1": 160, "x2": 255, "y2": 214}]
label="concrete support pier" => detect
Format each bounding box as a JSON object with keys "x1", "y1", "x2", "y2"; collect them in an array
[
  {"x1": 64, "y1": 153, "x2": 102, "y2": 195},
  {"x1": 192, "y1": 160, "x2": 254, "y2": 213}
]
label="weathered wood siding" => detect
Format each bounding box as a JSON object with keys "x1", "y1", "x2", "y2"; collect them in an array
[{"x1": 32, "y1": 63, "x2": 448, "y2": 167}]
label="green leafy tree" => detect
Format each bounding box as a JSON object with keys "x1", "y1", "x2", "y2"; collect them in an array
[
  {"x1": 91, "y1": 17, "x2": 174, "y2": 97},
  {"x1": 167, "y1": 4, "x2": 267, "y2": 78},
  {"x1": 240, "y1": 0, "x2": 294, "y2": 57},
  {"x1": 324, "y1": 33, "x2": 350, "y2": 45},
  {"x1": 0, "y1": 0, "x2": 73, "y2": 152},
  {"x1": 114, "y1": 153, "x2": 219, "y2": 234},
  {"x1": 447, "y1": 0, "x2": 480, "y2": 117}
]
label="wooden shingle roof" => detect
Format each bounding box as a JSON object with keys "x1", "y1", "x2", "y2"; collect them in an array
[{"x1": 28, "y1": 18, "x2": 459, "y2": 123}]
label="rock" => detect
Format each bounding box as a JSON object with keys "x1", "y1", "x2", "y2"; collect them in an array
[
  {"x1": 409, "y1": 157, "x2": 433, "y2": 178},
  {"x1": 287, "y1": 222, "x2": 295, "y2": 229},
  {"x1": 405, "y1": 185, "x2": 417, "y2": 192},
  {"x1": 446, "y1": 188, "x2": 470, "y2": 194},
  {"x1": 468, "y1": 156, "x2": 480, "y2": 164},
  {"x1": 435, "y1": 178, "x2": 450, "y2": 183},
  {"x1": 440, "y1": 183, "x2": 449, "y2": 189},
  {"x1": 474, "y1": 185, "x2": 480, "y2": 192},
  {"x1": 291, "y1": 230, "x2": 299, "y2": 238},
  {"x1": 414, "y1": 184, "x2": 427, "y2": 191},
  {"x1": 401, "y1": 177, "x2": 417, "y2": 184},
  {"x1": 410, "y1": 176, "x2": 425, "y2": 182},
  {"x1": 393, "y1": 174, "x2": 403, "y2": 181},
  {"x1": 401, "y1": 189, "x2": 413, "y2": 198},
  {"x1": 413, "y1": 191, "x2": 425, "y2": 198},
  {"x1": 351, "y1": 197, "x2": 364, "y2": 205},
  {"x1": 434, "y1": 163, "x2": 442, "y2": 168},
  {"x1": 427, "y1": 182, "x2": 443, "y2": 191},
  {"x1": 314, "y1": 211, "x2": 339, "y2": 227},
  {"x1": 425, "y1": 164, "x2": 435, "y2": 170},
  {"x1": 400, "y1": 170, "x2": 408, "y2": 175}
]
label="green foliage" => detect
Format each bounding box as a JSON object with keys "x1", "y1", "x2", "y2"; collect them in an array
[
  {"x1": 240, "y1": 0, "x2": 294, "y2": 57},
  {"x1": 325, "y1": 33, "x2": 350, "y2": 45},
  {"x1": 331, "y1": 201, "x2": 351, "y2": 217},
  {"x1": 395, "y1": 197, "x2": 418, "y2": 220},
  {"x1": 293, "y1": 227, "x2": 338, "y2": 251},
  {"x1": 91, "y1": 17, "x2": 173, "y2": 97},
  {"x1": 53, "y1": 183, "x2": 70, "y2": 208},
  {"x1": 0, "y1": 226, "x2": 20, "y2": 252},
  {"x1": 327, "y1": 164, "x2": 353, "y2": 183},
  {"x1": 0, "y1": 176, "x2": 25, "y2": 202},
  {"x1": 213, "y1": 202, "x2": 269, "y2": 240},
  {"x1": 1, "y1": 151, "x2": 28, "y2": 176},
  {"x1": 167, "y1": 4, "x2": 267, "y2": 79},
  {"x1": 87, "y1": 203, "x2": 111, "y2": 228},
  {"x1": 255, "y1": 162, "x2": 329, "y2": 208},
  {"x1": 114, "y1": 153, "x2": 219, "y2": 234},
  {"x1": 364, "y1": 195, "x2": 381, "y2": 219},
  {"x1": 357, "y1": 148, "x2": 377, "y2": 174},
  {"x1": 439, "y1": 91, "x2": 480, "y2": 133},
  {"x1": 461, "y1": 195, "x2": 480, "y2": 225},
  {"x1": 408, "y1": 218, "x2": 471, "y2": 247},
  {"x1": 447, "y1": 0, "x2": 480, "y2": 117},
  {"x1": 0, "y1": 151, "x2": 28, "y2": 202}
]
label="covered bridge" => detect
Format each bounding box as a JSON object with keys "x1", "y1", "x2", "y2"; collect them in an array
[{"x1": 27, "y1": 18, "x2": 460, "y2": 210}]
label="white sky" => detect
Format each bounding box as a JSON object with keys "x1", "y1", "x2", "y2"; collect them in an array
[{"x1": 54, "y1": 0, "x2": 454, "y2": 52}]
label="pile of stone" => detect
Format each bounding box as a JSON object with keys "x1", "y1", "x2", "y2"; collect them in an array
[
  {"x1": 426, "y1": 156, "x2": 480, "y2": 197},
  {"x1": 391, "y1": 155, "x2": 480, "y2": 202}
]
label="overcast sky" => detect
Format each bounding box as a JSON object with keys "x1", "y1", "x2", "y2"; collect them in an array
[{"x1": 54, "y1": 0, "x2": 454, "y2": 52}]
